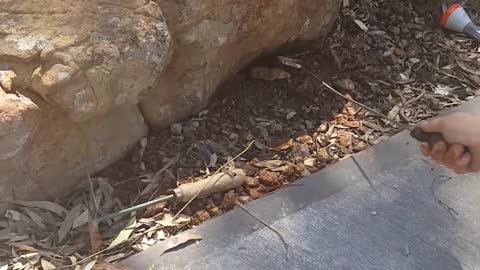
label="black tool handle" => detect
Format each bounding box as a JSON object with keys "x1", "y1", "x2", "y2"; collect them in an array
[
  {"x1": 410, "y1": 126, "x2": 470, "y2": 154},
  {"x1": 410, "y1": 127, "x2": 444, "y2": 147}
]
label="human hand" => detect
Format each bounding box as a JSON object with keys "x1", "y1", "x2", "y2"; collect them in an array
[{"x1": 418, "y1": 112, "x2": 480, "y2": 174}]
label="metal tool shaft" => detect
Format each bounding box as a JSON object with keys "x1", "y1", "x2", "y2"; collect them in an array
[{"x1": 97, "y1": 194, "x2": 175, "y2": 222}]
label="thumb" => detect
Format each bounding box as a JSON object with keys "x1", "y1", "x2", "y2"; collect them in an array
[{"x1": 419, "y1": 117, "x2": 445, "y2": 133}]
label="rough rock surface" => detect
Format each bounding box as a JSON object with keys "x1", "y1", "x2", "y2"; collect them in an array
[
  {"x1": 1, "y1": 0, "x2": 172, "y2": 121},
  {"x1": 0, "y1": 0, "x2": 168, "y2": 199},
  {"x1": 0, "y1": 0, "x2": 340, "y2": 199},
  {"x1": 0, "y1": 92, "x2": 147, "y2": 200},
  {"x1": 141, "y1": 0, "x2": 342, "y2": 128}
]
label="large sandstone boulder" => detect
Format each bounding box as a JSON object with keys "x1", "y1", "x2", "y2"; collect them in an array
[
  {"x1": 0, "y1": 0, "x2": 340, "y2": 199},
  {"x1": 141, "y1": 0, "x2": 342, "y2": 128},
  {"x1": 0, "y1": 0, "x2": 171, "y2": 199}
]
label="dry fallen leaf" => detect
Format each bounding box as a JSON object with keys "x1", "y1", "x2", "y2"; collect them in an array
[
  {"x1": 5, "y1": 210, "x2": 21, "y2": 221},
  {"x1": 157, "y1": 213, "x2": 191, "y2": 227},
  {"x1": 456, "y1": 59, "x2": 480, "y2": 76},
  {"x1": 434, "y1": 84, "x2": 453, "y2": 96},
  {"x1": 345, "y1": 120, "x2": 360, "y2": 128},
  {"x1": 73, "y1": 210, "x2": 89, "y2": 229},
  {"x1": 338, "y1": 131, "x2": 353, "y2": 147},
  {"x1": 353, "y1": 19, "x2": 368, "y2": 31},
  {"x1": 41, "y1": 259, "x2": 56, "y2": 270},
  {"x1": 387, "y1": 105, "x2": 401, "y2": 120},
  {"x1": 303, "y1": 158, "x2": 316, "y2": 167},
  {"x1": 270, "y1": 165, "x2": 291, "y2": 172},
  {"x1": 58, "y1": 205, "x2": 82, "y2": 243},
  {"x1": 5, "y1": 201, "x2": 67, "y2": 216},
  {"x1": 17, "y1": 245, "x2": 37, "y2": 253},
  {"x1": 82, "y1": 260, "x2": 96, "y2": 270},
  {"x1": 24, "y1": 209, "x2": 46, "y2": 230},
  {"x1": 108, "y1": 216, "x2": 137, "y2": 249}
]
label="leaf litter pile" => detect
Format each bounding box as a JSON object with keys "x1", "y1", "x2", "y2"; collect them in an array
[{"x1": 3, "y1": 0, "x2": 480, "y2": 268}]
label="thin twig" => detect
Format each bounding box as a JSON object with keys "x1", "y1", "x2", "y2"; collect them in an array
[
  {"x1": 234, "y1": 201, "x2": 289, "y2": 260},
  {"x1": 172, "y1": 140, "x2": 255, "y2": 221},
  {"x1": 87, "y1": 173, "x2": 98, "y2": 213}
]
